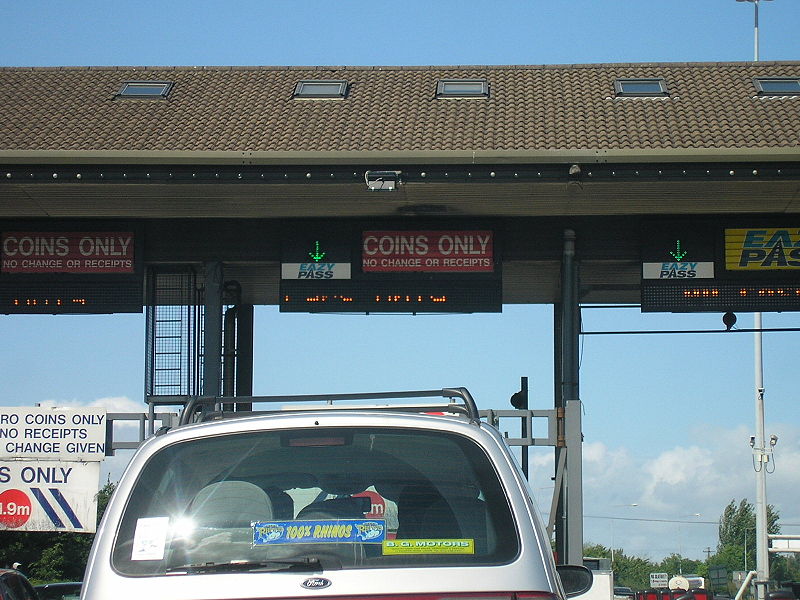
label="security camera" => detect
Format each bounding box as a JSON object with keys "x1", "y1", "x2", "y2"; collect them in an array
[
  {"x1": 365, "y1": 170, "x2": 401, "y2": 191},
  {"x1": 749, "y1": 436, "x2": 756, "y2": 448},
  {"x1": 770, "y1": 434, "x2": 778, "y2": 447}
]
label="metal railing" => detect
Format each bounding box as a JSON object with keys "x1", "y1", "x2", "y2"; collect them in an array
[{"x1": 106, "y1": 392, "x2": 559, "y2": 457}]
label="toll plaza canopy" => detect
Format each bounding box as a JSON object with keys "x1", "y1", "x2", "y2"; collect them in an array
[
  {"x1": 2, "y1": 62, "x2": 799, "y2": 568},
  {"x1": 1, "y1": 62, "x2": 800, "y2": 312}
]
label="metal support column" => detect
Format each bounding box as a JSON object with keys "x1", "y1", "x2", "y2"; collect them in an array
[
  {"x1": 754, "y1": 312, "x2": 769, "y2": 600},
  {"x1": 202, "y1": 261, "x2": 223, "y2": 397},
  {"x1": 553, "y1": 302, "x2": 566, "y2": 560},
  {"x1": 559, "y1": 229, "x2": 584, "y2": 565},
  {"x1": 236, "y1": 304, "x2": 254, "y2": 411}
]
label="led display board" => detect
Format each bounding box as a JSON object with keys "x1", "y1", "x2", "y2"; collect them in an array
[
  {"x1": 641, "y1": 280, "x2": 800, "y2": 313},
  {"x1": 640, "y1": 224, "x2": 800, "y2": 313},
  {"x1": 281, "y1": 279, "x2": 501, "y2": 313},
  {"x1": 0, "y1": 229, "x2": 143, "y2": 314},
  {"x1": 0, "y1": 279, "x2": 143, "y2": 314},
  {"x1": 280, "y1": 228, "x2": 501, "y2": 313}
]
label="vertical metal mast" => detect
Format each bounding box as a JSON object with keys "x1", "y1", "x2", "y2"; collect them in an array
[
  {"x1": 736, "y1": 2, "x2": 774, "y2": 596},
  {"x1": 754, "y1": 313, "x2": 769, "y2": 600},
  {"x1": 560, "y1": 229, "x2": 583, "y2": 565},
  {"x1": 202, "y1": 261, "x2": 223, "y2": 399}
]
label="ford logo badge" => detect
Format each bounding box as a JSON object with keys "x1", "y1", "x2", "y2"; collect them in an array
[{"x1": 301, "y1": 577, "x2": 332, "y2": 590}]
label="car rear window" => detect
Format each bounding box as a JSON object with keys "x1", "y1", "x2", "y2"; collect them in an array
[{"x1": 112, "y1": 426, "x2": 519, "y2": 575}]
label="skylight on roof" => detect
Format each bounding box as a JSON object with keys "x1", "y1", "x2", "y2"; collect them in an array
[
  {"x1": 116, "y1": 81, "x2": 174, "y2": 99},
  {"x1": 293, "y1": 80, "x2": 348, "y2": 98},
  {"x1": 436, "y1": 79, "x2": 489, "y2": 98},
  {"x1": 614, "y1": 78, "x2": 668, "y2": 97},
  {"x1": 754, "y1": 77, "x2": 800, "y2": 96}
]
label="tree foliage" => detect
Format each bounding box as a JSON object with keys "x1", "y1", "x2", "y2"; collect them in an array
[
  {"x1": 657, "y1": 553, "x2": 706, "y2": 579},
  {"x1": 580, "y1": 498, "x2": 800, "y2": 594},
  {"x1": 718, "y1": 499, "x2": 780, "y2": 550},
  {"x1": 715, "y1": 499, "x2": 782, "y2": 577},
  {"x1": 615, "y1": 551, "x2": 656, "y2": 590}
]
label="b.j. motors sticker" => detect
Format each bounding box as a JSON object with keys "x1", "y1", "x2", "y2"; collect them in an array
[{"x1": 726, "y1": 228, "x2": 800, "y2": 270}]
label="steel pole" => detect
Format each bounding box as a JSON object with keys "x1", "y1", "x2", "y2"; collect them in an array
[
  {"x1": 754, "y1": 0, "x2": 760, "y2": 61},
  {"x1": 202, "y1": 261, "x2": 223, "y2": 398},
  {"x1": 561, "y1": 229, "x2": 583, "y2": 565},
  {"x1": 751, "y1": 6, "x2": 768, "y2": 595},
  {"x1": 754, "y1": 313, "x2": 769, "y2": 600}
]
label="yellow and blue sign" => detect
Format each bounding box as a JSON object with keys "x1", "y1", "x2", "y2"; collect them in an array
[
  {"x1": 253, "y1": 519, "x2": 386, "y2": 545},
  {"x1": 382, "y1": 539, "x2": 475, "y2": 555},
  {"x1": 726, "y1": 228, "x2": 800, "y2": 270}
]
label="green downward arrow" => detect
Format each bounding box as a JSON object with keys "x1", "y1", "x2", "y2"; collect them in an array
[
  {"x1": 669, "y1": 240, "x2": 687, "y2": 261},
  {"x1": 308, "y1": 241, "x2": 326, "y2": 262}
]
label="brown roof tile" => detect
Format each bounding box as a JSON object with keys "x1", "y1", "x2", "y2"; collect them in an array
[{"x1": 1, "y1": 62, "x2": 799, "y2": 157}]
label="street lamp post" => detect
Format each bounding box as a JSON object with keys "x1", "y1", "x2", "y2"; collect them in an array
[
  {"x1": 734, "y1": 6, "x2": 774, "y2": 600},
  {"x1": 736, "y1": 0, "x2": 773, "y2": 61}
]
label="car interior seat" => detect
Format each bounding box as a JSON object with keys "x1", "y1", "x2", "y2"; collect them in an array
[
  {"x1": 394, "y1": 482, "x2": 444, "y2": 540},
  {"x1": 418, "y1": 484, "x2": 492, "y2": 553},
  {"x1": 291, "y1": 474, "x2": 372, "y2": 564},
  {"x1": 295, "y1": 495, "x2": 371, "y2": 520},
  {"x1": 189, "y1": 481, "x2": 274, "y2": 528},
  {"x1": 263, "y1": 487, "x2": 295, "y2": 520}
]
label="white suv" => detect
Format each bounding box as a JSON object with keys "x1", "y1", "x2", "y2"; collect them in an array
[{"x1": 82, "y1": 388, "x2": 591, "y2": 600}]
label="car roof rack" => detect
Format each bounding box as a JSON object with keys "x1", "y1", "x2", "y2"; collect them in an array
[{"x1": 176, "y1": 387, "x2": 480, "y2": 426}]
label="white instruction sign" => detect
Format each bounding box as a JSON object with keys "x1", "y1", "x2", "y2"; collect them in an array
[
  {"x1": 0, "y1": 460, "x2": 100, "y2": 532},
  {"x1": 650, "y1": 573, "x2": 669, "y2": 588},
  {"x1": 131, "y1": 517, "x2": 170, "y2": 560},
  {"x1": 0, "y1": 407, "x2": 106, "y2": 461}
]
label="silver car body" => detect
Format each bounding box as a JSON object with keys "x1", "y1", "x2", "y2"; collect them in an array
[{"x1": 82, "y1": 395, "x2": 567, "y2": 600}]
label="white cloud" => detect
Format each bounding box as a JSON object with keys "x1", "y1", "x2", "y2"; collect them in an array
[
  {"x1": 33, "y1": 395, "x2": 178, "y2": 484},
  {"x1": 641, "y1": 445, "x2": 718, "y2": 510},
  {"x1": 36, "y1": 395, "x2": 143, "y2": 412},
  {"x1": 88, "y1": 395, "x2": 146, "y2": 412},
  {"x1": 529, "y1": 422, "x2": 800, "y2": 561}
]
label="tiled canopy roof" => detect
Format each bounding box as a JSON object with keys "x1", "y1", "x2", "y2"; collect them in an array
[{"x1": 1, "y1": 62, "x2": 799, "y2": 158}]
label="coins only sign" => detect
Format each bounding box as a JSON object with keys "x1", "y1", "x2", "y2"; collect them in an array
[
  {"x1": 0, "y1": 407, "x2": 107, "y2": 461},
  {"x1": 362, "y1": 231, "x2": 494, "y2": 272},
  {"x1": 0, "y1": 460, "x2": 100, "y2": 532},
  {"x1": 1, "y1": 231, "x2": 135, "y2": 274}
]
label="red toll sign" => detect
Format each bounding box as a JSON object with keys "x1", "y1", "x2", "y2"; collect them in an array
[
  {"x1": 362, "y1": 230, "x2": 494, "y2": 273},
  {"x1": 0, "y1": 488, "x2": 32, "y2": 528},
  {"x1": 1, "y1": 231, "x2": 135, "y2": 274}
]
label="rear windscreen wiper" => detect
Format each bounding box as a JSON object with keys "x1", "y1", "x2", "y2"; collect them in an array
[{"x1": 165, "y1": 557, "x2": 324, "y2": 574}]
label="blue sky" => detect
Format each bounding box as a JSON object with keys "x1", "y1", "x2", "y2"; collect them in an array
[{"x1": 2, "y1": 0, "x2": 800, "y2": 561}]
